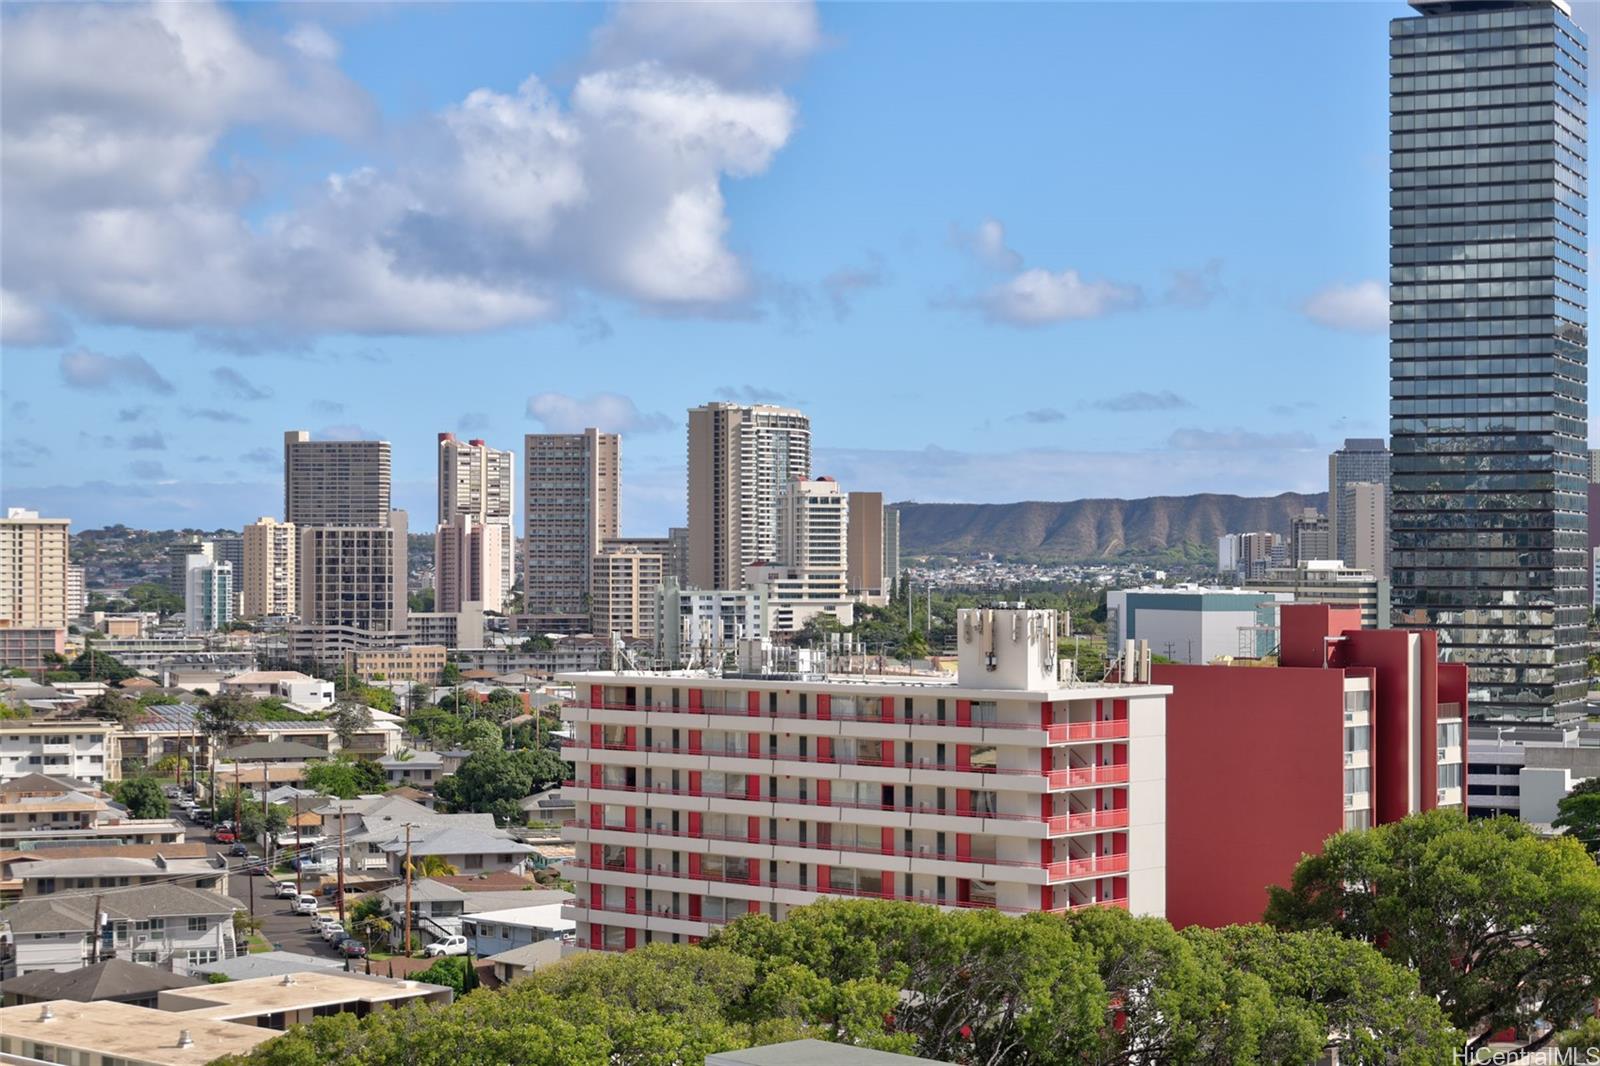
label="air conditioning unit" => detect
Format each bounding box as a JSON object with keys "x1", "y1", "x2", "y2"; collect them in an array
[
  {"x1": 1437, "y1": 788, "x2": 1448, "y2": 802},
  {"x1": 1344, "y1": 793, "x2": 1355, "y2": 808},
  {"x1": 1344, "y1": 751, "x2": 1354, "y2": 766},
  {"x1": 917, "y1": 845, "x2": 929, "y2": 856},
  {"x1": 1437, "y1": 748, "x2": 1448, "y2": 762}
]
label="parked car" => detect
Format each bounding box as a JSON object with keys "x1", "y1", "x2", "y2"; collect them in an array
[
  {"x1": 214, "y1": 829, "x2": 237, "y2": 844},
  {"x1": 322, "y1": 924, "x2": 351, "y2": 943},
  {"x1": 275, "y1": 881, "x2": 300, "y2": 899},
  {"x1": 163, "y1": 785, "x2": 184, "y2": 799},
  {"x1": 246, "y1": 862, "x2": 270, "y2": 876},
  {"x1": 424, "y1": 935, "x2": 469, "y2": 957},
  {"x1": 338, "y1": 939, "x2": 368, "y2": 958},
  {"x1": 228, "y1": 842, "x2": 250, "y2": 858},
  {"x1": 311, "y1": 916, "x2": 341, "y2": 934},
  {"x1": 291, "y1": 894, "x2": 319, "y2": 916}
]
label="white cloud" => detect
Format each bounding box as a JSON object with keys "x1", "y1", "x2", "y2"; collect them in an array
[
  {"x1": 1303, "y1": 280, "x2": 1389, "y2": 334},
  {"x1": 0, "y1": 1, "x2": 813, "y2": 339},
  {"x1": 588, "y1": 1, "x2": 822, "y2": 86},
  {"x1": 953, "y1": 218, "x2": 1021, "y2": 271},
  {"x1": 525, "y1": 392, "x2": 673, "y2": 435},
  {"x1": 981, "y1": 268, "x2": 1141, "y2": 326},
  {"x1": 58, "y1": 349, "x2": 174, "y2": 394},
  {"x1": 0, "y1": 288, "x2": 67, "y2": 346}
]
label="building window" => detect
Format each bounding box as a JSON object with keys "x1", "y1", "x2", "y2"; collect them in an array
[
  {"x1": 1437, "y1": 720, "x2": 1462, "y2": 749},
  {"x1": 187, "y1": 917, "x2": 208, "y2": 932},
  {"x1": 1344, "y1": 767, "x2": 1370, "y2": 795},
  {"x1": 1438, "y1": 764, "x2": 1463, "y2": 790},
  {"x1": 1343, "y1": 809, "x2": 1372, "y2": 831},
  {"x1": 186, "y1": 949, "x2": 219, "y2": 965},
  {"x1": 1343, "y1": 690, "x2": 1371, "y2": 714}
]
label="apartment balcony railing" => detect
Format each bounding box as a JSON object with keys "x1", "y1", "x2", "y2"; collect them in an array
[
  {"x1": 565, "y1": 882, "x2": 1129, "y2": 918},
  {"x1": 564, "y1": 819, "x2": 1126, "y2": 874},
  {"x1": 573, "y1": 703, "x2": 1129, "y2": 742},
  {"x1": 570, "y1": 741, "x2": 1126, "y2": 784},
  {"x1": 560, "y1": 781, "x2": 1129, "y2": 834}
]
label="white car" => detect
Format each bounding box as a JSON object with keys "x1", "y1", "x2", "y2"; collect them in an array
[
  {"x1": 291, "y1": 894, "x2": 319, "y2": 916},
  {"x1": 274, "y1": 881, "x2": 300, "y2": 899},
  {"x1": 311, "y1": 915, "x2": 341, "y2": 934},
  {"x1": 321, "y1": 923, "x2": 350, "y2": 943},
  {"x1": 423, "y1": 935, "x2": 469, "y2": 957}
]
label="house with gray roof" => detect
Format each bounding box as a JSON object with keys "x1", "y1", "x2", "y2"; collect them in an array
[
  {"x1": 0, "y1": 957, "x2": 202, "y2": 1007},
  {"x1": 0, "y1": 883, "x2": 239, "y2": 978},
  {"x1": 377, "y1": 749, "x2": 446, "y2": 789},
  {"x1": 378, "y1": 825, "x2": 535, "y2": 877},
  {"x1": 187, "y1": 950, "x2": 344, "y2": 982}
]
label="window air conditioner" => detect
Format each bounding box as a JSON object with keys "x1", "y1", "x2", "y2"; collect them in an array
[
  {"x1": 1344, "y1": 793, "x2": 1355, "y2": 808},
  {"x1": 1344, "y1": 751, "x2": 1353, "y2": 766}
]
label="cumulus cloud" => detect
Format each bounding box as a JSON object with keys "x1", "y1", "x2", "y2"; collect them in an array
[
  {"x1": 980, "y1": 268, "x2": 1141, "y2": 326},
  {"x1": 1011, "y1": 408, "x2": 1067, "y2": 424},
  {"x1": 0, "y1": 1, "x2": 813, "y2": 339},
  {"x1": 953, "y1": 219, "x2": 1022, "y2": 272},
  {"x1": 0, "y1": 289, "x2": 68, "y2": 346},
  {"x1": 127, "y1": 431, "x2": 165, "y2": 450},
  {"x1": 212, "y1": 366, "x2": 271, "y2": 400},
  {"x1": 1089, "y1": 390, "x2": 1193, "y2": 412},
  {"x1": 1167, "y1": 427, "x2": 1317, "y2": 451},
  {"x1": 1303, "y1": 280, "x2": 1388, "y2": 333},
  {"x1": 526, "y1": 391, "x2": 673, "y2": 434},
  {"x1": 59, "y1": 350, "x2": 174, "y2": 394},
  {"x1": 185, "y1": 407, "x2": 248, "y2": 424},
  {"x1": 588, "y1": 1, "x2": 822, "y2": 86}
]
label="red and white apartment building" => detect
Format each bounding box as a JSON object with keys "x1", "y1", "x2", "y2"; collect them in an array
[
  {"x1": 558, "y1": 605, "x2": 1171, "y2": 951},
  {"x1": 1155, "y1": 602, "x2": 1467, "y2": 928},
  {"x1": 558, "y1": 602, "x2": 1467, "y2": 950}
]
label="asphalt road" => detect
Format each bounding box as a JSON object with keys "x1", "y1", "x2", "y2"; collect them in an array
[{"x1": 174, "y1": 803, "x2": 349, "y2": 961}]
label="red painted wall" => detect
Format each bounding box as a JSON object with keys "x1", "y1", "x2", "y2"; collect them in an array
[
  {"x1": 1342, "y1": 628, "x2": 1417, "y2": 825},
  {"x1": 1156, "y1": 662, "x2": 1346, "y2": 929}
]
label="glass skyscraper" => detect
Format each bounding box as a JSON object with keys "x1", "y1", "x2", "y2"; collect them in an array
[{"x1": 1390, "y1": 0, "x2": 1588, "y2": 720}]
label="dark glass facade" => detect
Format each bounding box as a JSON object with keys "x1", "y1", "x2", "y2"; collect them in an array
[{"x1": 1389, "y1": 0, "x2": 1589, "y2": 719}]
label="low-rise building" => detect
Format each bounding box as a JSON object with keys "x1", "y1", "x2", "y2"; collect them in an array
[
  {"x1": 14, "y1": 853, "x2": 228, "y2": 898},
  {"x1": 743, "y1": 564, "x2": 854, "y2": 634},
  {"x1": 1466, "y1": 717, "x2": 1600, "y2": 824},
  {"x1": 153, "y1": 969, "x2": 453, "y2": 1027},
  {"x1": 460, "y1": 903, "x2": 574, "y2": 955},
  {"x1": 0, "y1": 957, "x2": 203, "y2": 1008},
  {"x1": 345, "y1": 644, "x2": 448, "y2": 685},
  {"x1": 219, "y1": 671, "x2": 335, "y2": 710},
  {"x1": 377, "y1": 825, "x2": 537, "y2": 877},
  {"x1": 0, "y1": 626, "x2": 67, "y2": 674},
  {"x1": 377, "y1": 749, "x2": 446, "y2": 789},
  {"x1": 0, "y1": 997, "x2": 277, "y2": 1066},
  {"x1": 1252, "y1": 560, "x2": 1390, "y2": 632},
  {"x1": 0, "y1": 883, "x2": 239, "y2": 978},
  {"x1": 0, "y1": 720, "x2": 116, "y2": 786},
  {"x1": 407, "y1": 608, "x2": 485, "y2": 651},
  {"x1": 653, "y1": 583, "x2": 765, "y2": 667},
  {"x1": 1105, "y1": 585, "x2": 1293, "y2": 666}
]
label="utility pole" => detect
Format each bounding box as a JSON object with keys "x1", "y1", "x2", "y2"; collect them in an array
[
  {"x1": 260, "y1": 759, "x2": 271, "y2": 865},
  {"x1": 336, "y1": 805, "x2": 347, "y2": 923},
  {"x1": 88, "y1": 893, "x2": 103, "y2": 965},
  {"x1": 294, "y1": 795, "x2": 303, "y2": 896},
  {"x1": 403, "y1": 823, "x2": 414, "y2": 956}
]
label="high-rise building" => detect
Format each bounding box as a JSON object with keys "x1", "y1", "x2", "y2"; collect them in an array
[
  {"x1": 1590, "y1": 448, "x2": 1600, "y2": 483},
  {"x1": 1253, "y1": 561, "x2": 1391, "y2": 632},
  {"x1": 1327, "y1": 439, "x2": 1391, "y2": 570},
  {"x1": 296, "y1": 511, "x2": 408, "y2": 634},
  {"x1": 846, "y1": 491, "x2": 887, "y2": 602},
  {"x1": 654, "y1": 582, "x2": 766, "y2": 666},
  {"x1": 777, "y1": 478, "x2": 846, "y2": 572},
  {"x1": 590, "y1": 545, "x2": 666, "y2": 641},
  {"x1": 0, "y1": 508, "x2": 70, "y2": 629},
  {"x1": 1346, "y1": 482, "x2": 1387, "y2": 577},
  {"x1": 686, "y1": 402, "x2": 812, "y2": 590},
  {"x1": 184, "y1": 554, "x2": 233, "y2": 634},
  {"x1": 436, "y1": 513, "x2": 505, "y2": 615},
  {"x1": 211, "y1": 536, "x2": 244, "y2": 577},
  {"x1": 666, "y1": 527, "x2": 691, "y2": 588},
  {"x1": 64, "y1": 565, "x2": 85, "y2": 623},
  {"x1": 1389, "y1": 1, "x2": 1589, "y2": 718},
  {"x1": 283, "y1": 431, "x2": 391, "y2": 526},
  {"x1": 437, "y1": 433, "x2": 515, "y2": 606},
  {"x1": 524, "y1": 429, "x2": 620, "y2": 622},
  {"x1": 164, "y1": 538, "x2": 211, "y2": 594},
  {"x1": 1288, "y1": 509, "x2": 1333, "y2": 564},
  {"x1": 241, "y1": 517, "x2": 297, "y2": 619},
  {"x1": 1216, "y1": 531, "x2": 1285, "y2": 582},
  {"x1": 883, "y1": 505, "x2": 901, "y2": 599}
]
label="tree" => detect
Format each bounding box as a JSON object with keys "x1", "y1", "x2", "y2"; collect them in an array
[
  {"x1": 111, "y1": 777, "x2": 169, "y2": 819},
  {"x1": 412, "y1": 955, "x2": 472, "y2": 995},
  {"x1": 303, "y1": 761, "x2": 362, "y2": 800},
  {"x1": 1266, "y1": 810, "x2": 1600, "y2": 1056},
  {"x1": 412, "y1": 854, "x2": 458, "y2": 878},
  {"x1": 233, "y1": 910, "x2": 264, "y2": 946},
  {"x1": 197, "y1": 693, "x2": 262, "y2": 818},
  {"x1": 1553, "y1": 776, "x2": 1600, "y2": 856},
  {"x1": 86, "y1": 692, "x2": 148, "y2": 728},
  {"x1": 440, "y1": 661, "x2": 462, "y2": 686},
  {"x1": 123, "y1": 582, "x2": 183, "y2": 615},
  {"x1": 436, "y1": 748, "x2": 566, "y2": 826},
  {"x1": 521, "y1": 635, "x2": 553, "y2": 652},
  {"x1": 327, "y1": 701, "x2": 375, "y2": 747},
  {"x1": 68, "y1": 644, "x2": 137, "y2": 683}
]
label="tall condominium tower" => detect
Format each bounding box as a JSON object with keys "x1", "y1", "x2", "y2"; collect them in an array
[
  {"x1": 1327, "y1": 438, "x2": 1391, "y2": 568},
  {"x1": 436, "y1": 514, "x2": 505, "y2": 615},
  {"x1": 1389, "y1": 0, "x2": 1589, "y2": 718},
  {"x1": 0, "y1": 508, "x2": 70, "y2": 629},
  {"x1": 283, "y1": 431, "x2": 392, "y2": 526},
  {"x1": 846, "y1": 491, "x2": 887, "y2": 602},
  {"x1": 241, "y1": 517, "x2": 297, "y2": 619},
  {"x1": 283, "y1": 430, "x2": 406, "y2": 639},
  {"x1": 437, "y1": 433, "x2": 515, "y2": 605},
  {"x1": 686, "y1": 402, "x2": 812, "y2": 590},
  {"x1": 524, "y1": 429, "x2": 620, "y2": 622},
  {"x1": 183, "y1": 554, "x2": 233, "y2": 635}
]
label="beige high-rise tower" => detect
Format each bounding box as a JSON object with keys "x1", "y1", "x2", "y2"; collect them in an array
[
  {"x1": 686, "y1": 402, "x2": 811, "y2": 590},
  {"x1": 437, "y1": 433, "x2": 514, "y2": 606},
  {"x1": 284, "y1": 430, "x2": 391, "y2": 526},
  {"x1": 846, "y1": 491, "x2": 886, "y2": 602},
  {"x1": 436, "y1": 514, "x2": 505, "y2": 614},
  {"x1": 524, "y1": 429, "x2": 619, "y2": 623},
  {"x1": 0, "y1": 508, "x2": 71, "y2": 629},
  {"x1": 241, "y1": 516, "x2": 297, "y2": 618}
]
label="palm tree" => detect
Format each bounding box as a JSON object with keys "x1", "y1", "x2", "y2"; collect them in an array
[
  {"x1": 197, "y1": 694, "x2": 261, "y2": 820},
  {"x1": 410, "y1": 855, "x2": 458, "y2": 878}
]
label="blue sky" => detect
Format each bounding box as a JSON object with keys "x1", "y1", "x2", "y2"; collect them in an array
[{"x1": 4, "y1": 0, "x2": 1579, "y2": 535}]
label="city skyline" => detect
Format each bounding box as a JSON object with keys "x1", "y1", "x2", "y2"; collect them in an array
[{"x1": 16, "y1": 1, "x2": 1595, "y2": 532}]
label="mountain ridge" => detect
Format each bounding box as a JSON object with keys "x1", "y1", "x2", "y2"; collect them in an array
[{"x1": 894, "y1": 492, "x2": 1329, "y2": 562}]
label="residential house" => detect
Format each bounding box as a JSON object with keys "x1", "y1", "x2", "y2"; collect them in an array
[
  {"x1": 377, "y1": 825, "x2": 537, "y2": 878},
  {"x1": 377, "y1": 750, "x2": 445, "y2": 789},
  {"x1": 219, "y1": 671, "x2": 335, "y2": 711},
  {"x1": 0, "y1": 720, "x2": 115, "y2": 786},
  {"x1": 518, "y1": 786, "x2": 574, "y2": 827},
  {"x1": 483, "y1": 940, "x2": 564, "y2": 985},
  {"x1": 0, "y1": 883, "x2": 239, "y2": 978},
  {"x1": 0, "y1": 957, "x2": 203, "y2": 1008},
  {"x1": 0, "y1": 774, "x2": 185, "y2": 851},
  {"x1": 14, "y1": 854, "x2": 229, "y2": 898},
  {"x1": 460, "y1": 904, "x2": 574, "y2": 956}
]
